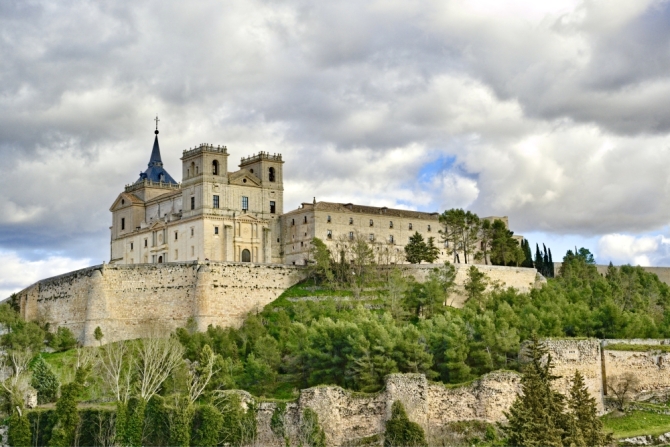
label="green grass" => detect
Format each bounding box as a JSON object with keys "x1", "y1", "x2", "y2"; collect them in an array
[
  {"x1": 604, "y1": 343, "x2": 670, "y2": 352},
  {"x1": 277, "y1": 279, "x2": 354, "y2": 299},
  {"x1": 601, "y1": 410, "x2": 670, "y2": 438}
]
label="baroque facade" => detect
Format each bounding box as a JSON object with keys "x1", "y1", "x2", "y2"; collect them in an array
[{"x1": 110, "y1": 129, "x2": 516, "y2": 266}]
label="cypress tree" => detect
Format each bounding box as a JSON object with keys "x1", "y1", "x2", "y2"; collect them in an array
[
  {"x1": 31, "y1": 355, "x2": 60, "y2": 404},
  {"x1": 568, "y1": 370, "x2": 612, "y2": 447},
  {"x1": 548, "y1": 248, "x2": 554, "y2": 278},
  {"x1": 502, "y1": 336, "x2": 568, "y2": 446},
  {"x1": 535, "y1": 244, "x2": 544, "y2": 275}
]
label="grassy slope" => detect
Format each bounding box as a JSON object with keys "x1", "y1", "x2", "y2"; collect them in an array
[{"x1": 602, "y1": 411, "x2": 670, "y2": 439}]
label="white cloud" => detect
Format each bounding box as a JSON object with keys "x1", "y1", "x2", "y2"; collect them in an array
[
  {"x1": 597, "y1": 233, "x2": 670, "y2": 266},
  {"x1": 0, "y1": 251, "x2": 92, "y2": 299}
]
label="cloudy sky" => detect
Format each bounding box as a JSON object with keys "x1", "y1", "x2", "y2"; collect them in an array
[{"x1": 2, "y1": 0, "x2": 670, "y2": 296}]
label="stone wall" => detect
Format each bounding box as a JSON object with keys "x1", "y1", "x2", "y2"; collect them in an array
[
  {"x1": 256, "y1": 372, "x2": 522, "y2": 447},
  {"x1": 602, "y1": 340, "x2": 670, "y2": 399},
  {"x1": 15, "y1": 261, "x2": 307, "y2": 346},
  {"x1": 400, "y1": 263, "x2": 542, "y2": 307}
]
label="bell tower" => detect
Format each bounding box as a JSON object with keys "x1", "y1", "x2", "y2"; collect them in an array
[{"x1": 180, "y1": 143, "x2": 229, "y2": 218}]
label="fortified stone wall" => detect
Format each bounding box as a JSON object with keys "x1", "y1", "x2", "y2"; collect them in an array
[
  {"x1": 15, "y1": 262, "x2": 307, "y2": 346},
  {"x1": 255, "y1": 372, "x2": 522, "y2": 447}
]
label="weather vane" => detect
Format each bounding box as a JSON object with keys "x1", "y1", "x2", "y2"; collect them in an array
[{"x1": 154, "y1": 116, "x2": 160, "y2": 135}]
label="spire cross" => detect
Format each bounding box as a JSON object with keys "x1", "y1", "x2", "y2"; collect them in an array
[{"x1": 154, "y1": 116, "x2": 160, "y2": 135}]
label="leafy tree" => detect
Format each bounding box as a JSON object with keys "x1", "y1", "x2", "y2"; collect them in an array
[
  {"x1": 191, "y1": 404, "x2": 224, "y2": 447},
  {"x1": 384, "y1": 401, "x2": 427, "y2": 447},
  {"x1": 217, "y1": 392, "x2": 257, "y2": 446},
  {"x1": 405, "y1": 232, "x2": 428, "y2": 264},
  {"x1": 307, "y1": 238, "x2": 334, "y2": 284},
  {"x1": 30, "y1": 355, "x2": 60, "y2": 404},
  {"x1": 502, "y1": 336, "x2": 569, "y2": 447},
  {"x1": 477, "y1": 219, "x2": 494, "y2": 265},
  {"x1": 0, "y1": 303, "x2": 45, "y2": 353}
]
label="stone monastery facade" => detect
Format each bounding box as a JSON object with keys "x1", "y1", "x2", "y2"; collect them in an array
[{"x1": 110, "y1": 129, "x2": 514, "y2": 266}]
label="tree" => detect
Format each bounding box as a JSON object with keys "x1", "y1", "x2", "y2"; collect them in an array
[
  {"x1": 187, "y1": 344, "x2": 219, "y2": 403},
  {"x1": 307, "y1": 238, "x2": 333, "y2": 284},
  {"x1": 568, "y1": 370, "x2": 612, "y2": 446},
  {"x1": 30, "y1": 355, "x2": 60, "y2": 404},
  {"x1": 521, "y1": 239, "x2": 534, "y2": 268},
  {"x1": 405, "y1": 232, "x2": 428, "y2": 264},
  {"x1": 607, "y1": 372, "x2": 640, "y2": 411},
  {"x1": 49, "y1": 326, "x2": 78, "y2": 352},
  {"x1": 384, "y1": 401, "x2": 427, "y2": 447},
  {"x1": 477, "y1": 219, "x2": 494, "y2": 265},
  {"x1": 489, "y1": 220, "x2": 524, "y2": 266},
  {"x1": 49, "y1": 366, "x2": 90, "y2": 447},
  {"x1": 502, "y1": 336, "x2": 569, "y2": 447},
  {"x1": 94, "y1": 326, "x2": 104, "y2": 345},
  {"x1": 464, "y1": 266, "x2": 488, "y2": 307},
  {"x1": 8, "y1": 410, "x2": 31, "y2": 447},
  {"x1": 439, "y1": 209, "x2": 481, "y2": 264},
  {"x1": 424, "y1": 237, "x2": 440, "y2": 264}
]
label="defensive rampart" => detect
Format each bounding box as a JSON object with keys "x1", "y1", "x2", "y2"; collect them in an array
[
  {"x1": 13, "y1": 262, "x2": 540, "y2": 345},
  {"x1": 15, "y1": 262, "x2": 307, "y2": 346}
]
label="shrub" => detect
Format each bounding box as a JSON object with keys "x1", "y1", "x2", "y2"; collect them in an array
[
  {"x1": 8, "y1": 412, "x2": 31, "y2": 447},
  {"x1": 48, "y1": 327, "x2": 78, "y2": 352},
  {"x1": 192, "y1": 404, "x2": 224, "y2": 447},
  {"x1": 384, "y1": 401, "x2": 427, "y2": 447}
]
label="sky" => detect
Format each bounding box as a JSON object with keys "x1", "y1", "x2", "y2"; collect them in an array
[{"x1": 2, "y1": 0, "x2": 670, "y2": 297}]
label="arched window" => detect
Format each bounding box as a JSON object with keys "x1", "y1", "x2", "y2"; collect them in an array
[
  {"x1": 158, "y1": 255, "x2": 163, "y2": 264},
  {"x1": 269, "y1": 167, "x2": 276, "y2": 182},
  {"x1": 212, "y1": 160, "x2": 219, "y2": 175},
  {"x1": 241, "y1": 249, "x2": 251, "y2": 262}
]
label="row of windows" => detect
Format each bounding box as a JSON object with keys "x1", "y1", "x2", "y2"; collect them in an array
[
  {"x1": 325, "y1": 230, "x2": 399, "y2": 243},
  {"x1": 294, "y1": 215, "x2": 431, "y2": 232}
]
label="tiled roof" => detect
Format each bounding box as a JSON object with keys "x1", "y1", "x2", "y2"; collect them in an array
[
  {"x1": 135, "y1": 135, "x2": 179, "y2": 185},
  {"x1": 307, "y1": 201, "x2": 440, "y2": 220}
]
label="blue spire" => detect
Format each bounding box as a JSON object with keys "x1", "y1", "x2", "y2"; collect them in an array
[{"x1": 135, "y1": 120, "x2": 178, "y2": 185}]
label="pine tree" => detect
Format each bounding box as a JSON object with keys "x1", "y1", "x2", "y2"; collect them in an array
[
  {"x1": 30, "y1": 355, "x2": 60, "y2": 404},
  {"x1": 424, "y1": 237, "x2": 440, "y2": 264},
  {"x1": 568, "y1": 370, "x2": 612, "y2": 447},
  {"x1": 502, "y1": 336, "x2": 568, "y2": 446},
  {"x1": 405, "y1": 232, "x2": 427, "y2": 264}
]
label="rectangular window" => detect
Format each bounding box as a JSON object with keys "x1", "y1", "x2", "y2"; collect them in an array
[
  {"x1": 389, "y1": 235, "x2": 394, "y2": 243},
  {"x1": 369, "y1": 219, "x2": 374, "y2": 227},
  {"x1": 327, "y1": 230, "x2": 332, "y2": 239},
  {"x1": 349, "y1": 231, "x2": 354, "y2": 240},
  {"x1": 242, "y1": 196, "x2": 248, "y2": 210},
  {"x1": 190, "y1": 197, "x2": 195, "y2": 210},
  {"x1": 213, "y1": 195, "x2": 219, "y2": 209},
  {"x1": 121, "y1": 218, "x2": 125, "y2": 230},
  {"x1": 349, "y1": 218, "x2": 353, "y2": 225},
  {"x1": 130, "y1": 242, "x2": 134, "y2": 250},
  {"x1": 304, "y1": 216, "x2": 307, "y2": 224},
  {"x1": 389, "y1": 221, "x2": 393, "y2": 228},
  {"x1": 409, "y1": 223, "x2": 413, "y2": 230},
  {"x1": 214, "y1": 226, "x2": 219, "y2": 235},
  {"x1": 175, "y1": 231, "x2": 178, "y2": 241},
  {"x1": 270, "y1": 201, "x2": 276, "y2": 214},
  {"x1": 291, "y1": 218, "x2": 295, "y2": 226},
  {"x1": 427, "y1": 225, "x2": 431, "y2": 232},
  {"x1": 327, "y1": 215, "x2": 331, "y2": 223},
  {"x1": 190, "y1": 227, "x2": 194, "y2": 237},
  {"x1": 144, "y1": 239, "x2": 148, "y2": 247},
  {"x1": 369, "y1": 234, "x2": 375, "y2": 241}
]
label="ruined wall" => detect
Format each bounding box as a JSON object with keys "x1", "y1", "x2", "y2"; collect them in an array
[
  {"x1": 544, "y1": 339, "x2": 604, "y2": 412},
  {"x1": 15, "y1": 262, "x2": 307, "y2": 346},
  {"x1": 602, "y1": 340, "x2": 670, "y2": 399},
  {"x1": 256, "y1": 372, "x2": 522, "y2": 447}
]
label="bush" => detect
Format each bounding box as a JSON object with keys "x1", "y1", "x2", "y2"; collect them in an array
[
  {"x1": 384, "y1": 401, "x2": 427, "y2": 447},
  {"x1": 192, "y1": 404, "x2": 224, "y2": 447},
  {"x1": 8, "y1": 412, "x2": 32, "y2": 447},
  {"x1": 300, "y1": 408, "x2": 326, "y2": 447},
  {"x1": 48, "y1": 327, "x2": 78, "y2": 352}
]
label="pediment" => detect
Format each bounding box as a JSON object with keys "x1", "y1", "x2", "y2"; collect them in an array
[
  {"x1": 147, "y1": 219, "x2": 167, "y2": 229},
  {"x1": 109, "y1": 192, "x2": 143, "y2": 211},
  {"x1": 235, "y1": 213, "x2": 266, "y2": 223},
  {"x1": 228, "y1": 169, "x2": 261, "y2": 187}
]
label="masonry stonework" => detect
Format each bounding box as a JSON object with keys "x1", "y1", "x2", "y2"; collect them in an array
[{"x1": 16, "y1": 262, "x2": 307, "y2": 346}]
